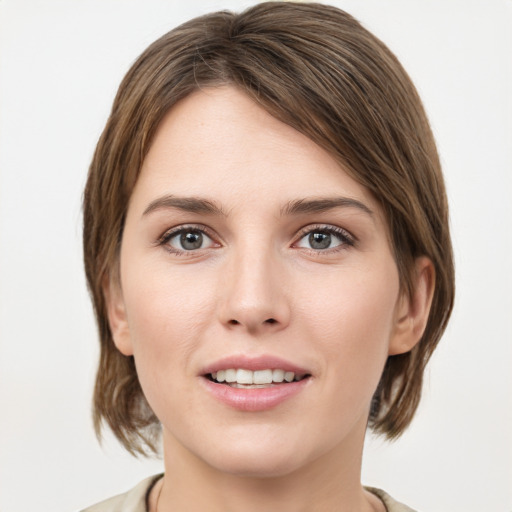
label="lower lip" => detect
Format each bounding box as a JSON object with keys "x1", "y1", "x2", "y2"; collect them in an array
[{"x1": 201, "y1": 377, "x2": 310, "y2": 412}]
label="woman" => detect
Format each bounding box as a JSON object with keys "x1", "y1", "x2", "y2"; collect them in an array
[{"x1": 82, "y1": 2, "x2": 454, "y2": 511}]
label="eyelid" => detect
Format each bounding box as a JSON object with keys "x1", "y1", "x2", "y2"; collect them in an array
[
  {"x1": 292, "y1": 224, "x2": 356, "y2": 250},
  {"x1": 157, "y1": 224, "x2": 221, "y2": 253},
  {"x1": 156, "y1": 222, "x2": 355, "y2": 255}
]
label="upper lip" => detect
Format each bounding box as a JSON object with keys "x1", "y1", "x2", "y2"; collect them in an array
[{"x1": 200, "y1": 354, "x2": 310, "y2": 376}]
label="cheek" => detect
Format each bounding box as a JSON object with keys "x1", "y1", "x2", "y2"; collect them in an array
[
  {"x1": 120, "y1": 260, "x2": 217, "y2": 371},
  {"x1": 119, "y1": 265, "x2": 217, "y2": 425},
  {"x1": 297, "y1": 263, "x2": 399, "y2": 386}
]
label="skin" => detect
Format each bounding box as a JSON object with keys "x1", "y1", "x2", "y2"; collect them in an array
[{"x1": 106, "y1": 86, "x2": 434, "y2": 512}]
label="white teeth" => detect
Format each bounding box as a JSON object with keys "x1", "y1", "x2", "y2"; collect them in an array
[
  {"x1": 225, "y1": 369, "x2": 237, "y2": 383},
  {"x1": 272, "y1": 369, "x2": 284, "y2": 383},
  {"x1": 236, "y1": 369, "x2": 253, "y2": 384},
  {"x1": 253, "y1": 369, "x2": 273, "y2": 384},
  {"x1": 210, "y1": 368, "x2": 303, "y2": 385}
]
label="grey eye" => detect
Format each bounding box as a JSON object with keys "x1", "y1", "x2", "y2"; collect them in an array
[
  {"x1": 308, "y1": 232, "x2": 332, "y2": 249},
  {"x1": 168, "y1": 229, "x2": 214, "y2": 251},
  {"x1": 296, "y1": 227, "x2": 350, "y2": 251}
]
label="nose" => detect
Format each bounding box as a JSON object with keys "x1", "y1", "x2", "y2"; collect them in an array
[{"x1": 217, "y1": 245, "x2": 291, "y2": 335}]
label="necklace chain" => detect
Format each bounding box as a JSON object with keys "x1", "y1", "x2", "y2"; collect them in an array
[{"x1": 153, "y1": 478, "x2": 163, "y2": 512}]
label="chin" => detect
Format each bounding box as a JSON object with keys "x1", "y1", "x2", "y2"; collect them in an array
[
  {"x1": 208, "y1": 451, "x2": 305, "y2": 479},
  {"x1": 196, "y1": 432, "x2": 315, "y2": 479}
]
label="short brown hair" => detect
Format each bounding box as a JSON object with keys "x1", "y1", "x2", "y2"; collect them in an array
[{"x1": 83, "y1": 1, "x2": 454, "y2": 455}]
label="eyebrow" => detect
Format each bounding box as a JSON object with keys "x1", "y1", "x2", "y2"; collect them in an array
[
  {"x1": 142, "y1": 194, "x2": 373, "y2": 219},
  {"x1": 280, "y1": 197, "x2": 374, "y2": 217},
  {"x1": 142, "y1": 195, "x2": 226, "y2": 217}
]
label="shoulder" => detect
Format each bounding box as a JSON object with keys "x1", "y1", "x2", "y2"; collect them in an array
[
  {"x1": 81, "y1": 475, "x2": 162, "y2": 512},
  {"x1": 365, "y1": 487, "x2": 418, "y2": 512}
]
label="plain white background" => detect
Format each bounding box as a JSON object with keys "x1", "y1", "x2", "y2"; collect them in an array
[{"x1": 0, "y1": 1, "x2": 511, "y2": 510}]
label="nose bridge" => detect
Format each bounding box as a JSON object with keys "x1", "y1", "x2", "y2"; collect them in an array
[{"x1": 218, "y1": 237, "x2": 289, "y2": 333}]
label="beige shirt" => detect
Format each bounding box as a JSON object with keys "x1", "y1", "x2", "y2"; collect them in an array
[{"x1": 81, "y1": 475, "x2": 417, "y2": 512}]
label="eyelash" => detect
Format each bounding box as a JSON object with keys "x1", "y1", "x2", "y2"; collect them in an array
[
  {"x1": 157, "y1": 224, "x2": 355, "y2": 256},
  {"x1": 157, "y1": 224, "x2": 219, "y2": 256},
  {"x1": 293, "y1": 224, "x2": 355, "y2": 254}
]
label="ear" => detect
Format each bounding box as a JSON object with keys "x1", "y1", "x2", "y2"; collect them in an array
[
  {"x1": 103, "y1": 274, "x2": 134, "y2": 356},
  {"x1": 388, "y1": 256, "x2": 435, "y2": 356}
]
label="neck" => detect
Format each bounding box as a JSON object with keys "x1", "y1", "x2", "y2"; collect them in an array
[{"x1": 154, "y1": 422, "x2": 380, "y2": 512}]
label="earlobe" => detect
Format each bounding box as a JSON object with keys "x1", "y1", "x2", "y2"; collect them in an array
[
  {"x1": 388, "y1": 256, "x2": 435, "y2": 356},
  {"x1": 103, "y1": 274, "x2": 134, "y2": 356}
]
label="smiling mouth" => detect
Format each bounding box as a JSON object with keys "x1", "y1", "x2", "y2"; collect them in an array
[{"x1": 206, "y1": 368, "x2": 310, "y2": 388}]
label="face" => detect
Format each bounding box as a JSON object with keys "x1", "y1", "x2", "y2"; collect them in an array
[{"x1": 108, "y1": 86, "x2": 421, "y2": 478}]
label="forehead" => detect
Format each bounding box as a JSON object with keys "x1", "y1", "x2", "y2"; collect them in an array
[{"x1": 132, "y1": 86, "x2": 381, "y2": 220}]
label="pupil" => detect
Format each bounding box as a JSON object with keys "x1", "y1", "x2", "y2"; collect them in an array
[
  {"x1": 181, "y1": 231, "x2": 203, "y2": 250},
  {"x1": 309, "y1": 232, "x2": 331, "y2": 249}
]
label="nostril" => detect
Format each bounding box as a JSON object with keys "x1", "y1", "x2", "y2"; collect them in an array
[{"x1": 226, "y1": 318, "x2": 279, "y2": 327}]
